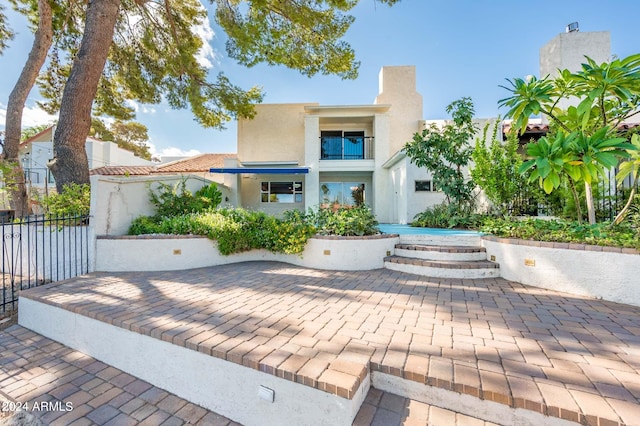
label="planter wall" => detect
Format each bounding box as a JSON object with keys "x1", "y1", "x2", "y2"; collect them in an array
[
  {"x1": 482, "y1": 236, "x2": 640, "y2": 307},
  {"x1": 96, "y1": 234, "x2": 399, "y2": 272}
]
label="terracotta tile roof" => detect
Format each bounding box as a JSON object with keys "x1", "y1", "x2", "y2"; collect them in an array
[
  {"x1": 90, "y1": 153, "x2": 237, "y2": 176},
  {"x1": 156, "y1": 153, "x2": 236, "y2": 173},
  {"x1": 503, "y1": 121, "x2": 640, "y2": 134},
  {"x1": 90, "y1": 166, "x2": 157, "y2": 176}
]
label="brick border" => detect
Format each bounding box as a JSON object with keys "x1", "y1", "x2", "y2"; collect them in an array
[
  {"x1": 482, "y1": 235, "x2": 640, "y2": 255},
  {"x1": 100, "y1": 233, "x2": 400, "y2": 241}
]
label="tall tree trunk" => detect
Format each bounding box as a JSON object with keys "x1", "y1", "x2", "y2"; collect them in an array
[
  {"x1": 3, "y1": 0, "x2": 53, "y2": 217},
  {"x1": 585, "y1": 181, "x2": 596, "y2": 225},
  {"x1": 49, "y1": 0, "x2": 121, "y2": 192}
]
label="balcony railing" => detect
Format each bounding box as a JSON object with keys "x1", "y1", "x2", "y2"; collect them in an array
[{"x1": 320, "y1": 136, "x2": 374, "y2": 160}]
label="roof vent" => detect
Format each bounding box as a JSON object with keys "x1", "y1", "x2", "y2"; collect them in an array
[{"x1": 566, "y1": 22, "x2": 579, "y2": 33}]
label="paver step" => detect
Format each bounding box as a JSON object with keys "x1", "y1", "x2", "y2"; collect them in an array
[
  {"x1": 384, "y1": 255, "x2": 500, "y2": 278},
  {"x1": 354, "y1": 388, "x2": 501, "y2": 426},
  {"x1": 394, "y1": 244, "x2": 488, "y2": 261}
]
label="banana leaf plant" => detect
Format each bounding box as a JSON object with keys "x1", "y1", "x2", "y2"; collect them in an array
[
  {"x1": 501, "y1": 53, "x2": 640, "y2": 224},
  {"x1": 519, "y1": 128, "x2": 633, "y2": 223}
]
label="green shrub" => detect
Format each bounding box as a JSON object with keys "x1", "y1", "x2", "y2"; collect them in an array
[
  {"x1": 412, "y1": 203, "x2": 485, "y2": 229},
  {"x1": 301, "y1": 205, "x2": 379, "y2": 236},
  {"x1": 128, "y1": 208, "x2": 315, "y2": 255},
  {"x1": 128, "y1": 215, "x2": 162, "y2": 234},
  {"x1": 149, "y1": 179, "x2": 222, "y2": 217},
  {"x1": 42, "y1": 183, "x2": 90, "y2": 217},
  {"x1": 480, "y1": 217, "x2": 640, "y2": 249}
]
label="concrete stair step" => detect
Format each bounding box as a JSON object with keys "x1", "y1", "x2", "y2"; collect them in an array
[
  {"x1": 354, "y1": 388, "x2": 502, "y2": 426},
  {"x1": 384, "y1": 255, "x2": 500, "y2": 279},
  {"x1": 398, "y1": 234, "x2": 482, "y2": 247},
  {"x1": 394, "y1": 244, "x2": 488, "y2": 261}
]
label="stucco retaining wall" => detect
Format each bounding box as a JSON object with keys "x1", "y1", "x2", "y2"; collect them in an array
[
  {"x1": 482, "y1": 236, "x2": 640, "y2": 307},
  {"x1": 96, "y1": 234, "x2": 399, "y2": 272}
]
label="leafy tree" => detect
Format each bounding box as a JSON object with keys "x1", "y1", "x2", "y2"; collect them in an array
[
  {"x1": 0, "y1": 4, "x2": 15, "y2": 53},
  {"x1": 403, "y1": 97, "x2": 476, "y2": 211},
  {"x1": 20, "y1": 123, "x2": 53, "y2": 141},
  {"x1": 518, "y1": 129, "x2": 631, "y2": 223},
  {"x1": 90, "y1": 119, "x2": 153, "y2": 160},
  {"x1": 500, "y1": 54, "x2": 640, "y2": 224},
  {"x1": 41, "y1": 0, "x2": 399, "y2": 191},
  {"x1": 471, "y1": 121, "x2": 524, "y2": 216}
]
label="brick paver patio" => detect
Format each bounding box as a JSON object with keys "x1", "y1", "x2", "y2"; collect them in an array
[
  {"x1": 4, "y1": 261, "x2": 640, "y2": 425},
  {"x1": 0, "y1": 326, "x2": 238, "y2": 425}
]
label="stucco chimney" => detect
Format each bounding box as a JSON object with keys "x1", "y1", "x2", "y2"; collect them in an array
[{"x1": 374, "y1": 66, "x2": 423, "y2": 154}]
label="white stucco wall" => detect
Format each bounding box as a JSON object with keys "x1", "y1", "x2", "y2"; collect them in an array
[
  {"x1": 95, "y1": 235, "x2": 399, "y2": 272},
  {"x1": 540, "y1": 31, "x2": 610, "y2": 78},
  {"x1": 90, "y1": 175, "x2": 231, "y2": 237},
  {"x1": 19, "y1": 298, "x2": 366, "y2": 426},
  {"x1": 482, "y1": 237, "x2": 640, "y2": 307},
  {"x1": 238, "y1": 103, "x2": 314, "y2": 166}
]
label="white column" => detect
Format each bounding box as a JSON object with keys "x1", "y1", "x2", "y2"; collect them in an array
[
  {"x1": 373, "y1": 113, "x2": 393, "y2": 222},
  {"x1": 304, "y1": 115, "x2": 320, "y2": 211}
]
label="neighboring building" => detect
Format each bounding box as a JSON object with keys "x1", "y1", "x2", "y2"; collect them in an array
[
  {"x1": 19, "y1": 126, "x2": 154, "y2": 190},
  {"x1": 211, "y1": 66, "x2": 449, "y2": 224},
  {"x1": 540, "y1": 27, "x2": 610, "y2": 78}
]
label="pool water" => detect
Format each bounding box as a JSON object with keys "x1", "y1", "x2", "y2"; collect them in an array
[{"x1": 378, "y1": 223, "x2": 482, "y2": 236}]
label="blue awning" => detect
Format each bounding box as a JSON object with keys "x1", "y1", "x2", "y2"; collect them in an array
[{"x1": 209, "y1": 167, "x2": 310, "y2": 174}]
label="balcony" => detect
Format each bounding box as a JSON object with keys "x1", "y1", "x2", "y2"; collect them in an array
[{"x1": 320, "y1": 134, "x2": 374, "y2": 160}]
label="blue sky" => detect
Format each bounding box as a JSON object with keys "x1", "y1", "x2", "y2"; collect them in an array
[{"x1": 1, "y1": 0, "x2": 639, "y2": 158}]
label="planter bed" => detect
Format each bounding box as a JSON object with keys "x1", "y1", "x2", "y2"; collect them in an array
[{"x1": 96, "y1": 234, "x2": 399, "y2": 272}]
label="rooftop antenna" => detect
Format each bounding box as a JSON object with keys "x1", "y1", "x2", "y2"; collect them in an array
[{"x1": 566, "y1": 22, "x2": 579, "y2": 33}]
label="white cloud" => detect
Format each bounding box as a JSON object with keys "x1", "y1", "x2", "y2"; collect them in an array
[
  {"x1": 0, "y1": 103, "x2": 57, "y2": 130},
  {"x1": 147, "y1": 140, "x2": 201, "y2": 160},
  {"x1": 125, "y1": 100, "x2": 156, "y2": 115},
  {"x1": 194, "y1": 14, "x2": 216, "y2": 69},
  {"x1": 125, "y1": 99, "x2": 140, "y2": 113}
]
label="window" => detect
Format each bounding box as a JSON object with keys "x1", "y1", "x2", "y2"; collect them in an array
[
  {"x1": 320, "y1": 182, "x2": 365, "y2": 206},
  {"x1": 261, "y1": 182, "x2": 303, "y2": 203},
  {"x1": 415, "y1": 180, "x2": 435, "y2": 192},
  {"x1": 321, "y1": 131, "x2": 365, "y2": 160}
]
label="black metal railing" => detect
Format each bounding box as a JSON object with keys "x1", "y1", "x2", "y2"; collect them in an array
[
  {"x1": 1, "y1": 213, "x2": 90, "y2": 314},
  {"x1": 320, "y1": 136, "x2": 374, "y2": 160},
  {"x1": 509, "y1": 168, "x2": 639, "y2": 220}
]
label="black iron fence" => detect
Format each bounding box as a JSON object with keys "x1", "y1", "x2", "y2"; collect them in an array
[
  {"x1": 1, "y1": 213, "x2": 90, "y2": 314},
  {"x1": 510, "y1": 168, "x2": 639, "y2": 221}
]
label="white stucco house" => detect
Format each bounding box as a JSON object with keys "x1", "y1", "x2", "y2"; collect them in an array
[
  {"x1": 210, "y1": 28, "x2": 631, "y2": 224},
  {"x1": 19, "y1": 126, "x2": 154, "y2": 191},
  {"x1": 211, "y1": 65, "x2": 449, "y2": 224}
]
